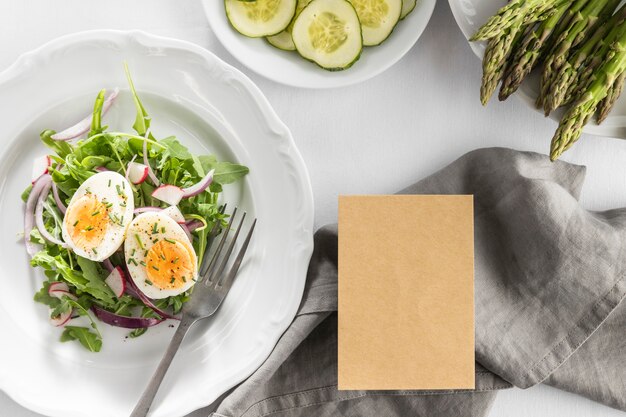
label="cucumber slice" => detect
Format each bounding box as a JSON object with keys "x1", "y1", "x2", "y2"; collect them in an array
[
  {"x1": 348, "y1": 0, "x2": 402, "y2": 46},
  {"x1": 400, "y1": 0, "x2": 417, "y2": 19},
  {"x1": 292, "y1": 0, "x2": 363, "y2": 71},
  {"x1": 225, "y1": 0, "x2": 297, "y2": 38},
  {"x1": 267, "y1": 30, "x2": 296, "y2": 50},
  {"x1": 267, "y1": 0, "x2": 313, "y2": 51}
]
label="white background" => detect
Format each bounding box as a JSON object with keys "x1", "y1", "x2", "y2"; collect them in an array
[{"x1": 0, "y1": 1, "x2": 624, "y2": 416}]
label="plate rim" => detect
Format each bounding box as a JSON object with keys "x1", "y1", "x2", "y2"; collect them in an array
[
  {"x1": 202, "y1": 0, "x2": 437, "y2": 89},
  {"x1": 0, "y1": 29, "x2": 315, "y2": 417},
  {"x1": 447, "y1": 0, "x2": 626, "y2": 139}
]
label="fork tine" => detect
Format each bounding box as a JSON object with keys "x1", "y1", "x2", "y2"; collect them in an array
[
  {"x1": 216, "y1": 218, "x2": 256, "y2": 292},
  {"x1": 208, "y1": 212, "x2": 247, "y2": 284},
  {"x1": 200, "y1": 207, "x2": 237, "y2": 280},
  {"x1": 199, "y1": 204, "x2": 227, "y2": 275}
]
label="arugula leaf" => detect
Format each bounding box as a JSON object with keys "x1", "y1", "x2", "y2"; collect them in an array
[
  {"x1": 159, "y1": 137, "x2": 192, "y2": 166},
  {"x1": 31, "y1": 252, "x2": 115, "y2": 307},
  {"x1": 198, "y1": 156, "x2": 249, "y2": 184},
  {"x1": 41, "y1": 130, "x2": 73, "y2": 159},
  {"x1": 33, "y1": 281, "x2": 61, "y2": 309},
  {"x1": 60, "y1": 326, "x2": 102, "y2": 352},
  {"x1": 75, "y1": 256, "x2": 116, "y2": 306},
  {"x1": 124, "y1": 62, "x2": 151, "y2": 136}
]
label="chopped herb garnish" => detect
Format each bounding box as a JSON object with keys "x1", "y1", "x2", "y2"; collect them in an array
[
  {"x1": 140, "y1": 261, "x2": 147, "y2": 267},
  {"x1": 135, "y1": 234, "x2": 145, "y2": 249},
  {"x1": 152, "y1": 223, "x2": 158, "y2": 234},
  {"x1": 159, "y1": 254, "x2": 166, "y2": 261},
  {"x1": 91, "y1": 211, "x2": 100, "y2": 216},
  {"x1": 161, "y1": 227, "x2": 165, "y2": 233},
  {"x1": 145, "y1": 279, "x2": 153, "y2": 286},
  {"x1": 128, "y1": 258, "x2": 138, "y2": 266},
  {"x1": 131, "y1": 249, "x2": 136, "y2": 256},
  {"x1": 172, "y1": 257, "x2": 179, "y2": 264},
  {"x1": 85, "y1": 225, "x2": 94, "y2": 231},
  {"x1": 151, "y1": 265, "x2": 160, "y2": 271},
  {"x1": 92, "y1": 248, "x2": 98, "y2": 255},
  {"x1": 108, "y1": 179, "x2": 111, "y2": 187},
  {"x1": 182, "y1": 276, "x2": 187, "y2": 282},
  {"x1": 170, "y1": 277, "x2": 176, "y2": 284},
  {"x1": 73, "y1": 220, "x2": 79, "y2": 227},
  {"x1": 164, "y1": 238, "x2": 176, "y2": 244}
]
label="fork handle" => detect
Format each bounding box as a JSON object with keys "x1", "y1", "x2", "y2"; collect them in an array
[{"x1": 130, "y1": 316, "x2": 196, "y2": 417}]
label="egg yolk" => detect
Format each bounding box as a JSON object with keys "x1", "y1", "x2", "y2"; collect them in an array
[
  {"x1": 65, "y1": 194, "x2": 110, "y2": 252},
  {"x1": 145, "y1": 240, "x2": 195, "y2": 290}
]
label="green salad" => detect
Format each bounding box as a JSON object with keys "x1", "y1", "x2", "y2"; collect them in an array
[{"x1": 22, "y1": 65, "x2": 248, "y2": 352}]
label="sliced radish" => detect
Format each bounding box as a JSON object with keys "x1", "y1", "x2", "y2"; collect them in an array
[
  {"x1": 31, "y1": 155, "x2": 51, "y2": 184},
  {"x1": 151, "y1": 185, "x2": 184, "y2": 206},
  {"x1": 49, "y1": 282, "x2": 78, "y2": 301},
  {"x1": 163, "y1": 205, "x2": 185, "y2": 223},
  {"x1": 50, "y1": 309, "x2": 72, "y2": 327},
  {"x1": 104, "y1": 266, "x2": 126, "y2": 298},
  {"x1": 127, "y1": 161, "x2": 149, "y2": 184},
  {"x1": 51, "y1": 88, "x2": 119, "y2": 141},
  {"x1": 49, "y1": 281, "x2": 69, "y2": 293},
  {"x1": 182, "y1": 169, "x2": 214, "y2": 198}
]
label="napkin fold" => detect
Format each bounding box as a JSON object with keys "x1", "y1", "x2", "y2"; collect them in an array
[{"x1": 207, "y1": 148, "x2": 626, "y2": 417}]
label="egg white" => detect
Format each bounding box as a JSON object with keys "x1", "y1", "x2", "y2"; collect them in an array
[
  {"x1": 61, "y1": 171, "x2": 134, "y2": 261},
  {"x1": 124, "y1": 212, "x2": 198, "y2": 299}
]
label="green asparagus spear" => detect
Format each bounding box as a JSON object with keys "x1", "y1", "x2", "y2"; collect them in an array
[
  {"x1": 550, "y1": 29, "x2": 626, "y2": 160},
  {"x1": 567, "y1": 19, "x2": 626, "y2": 106},
  {"x1": 539, "y1": 0, "x2": 620, "y2": 115},
  {"x1": 499, "y1": 2, "x2": 570, "y2": 100},
  {"x1": 471, "y1": 0, "x2": 569, "y2": 42},
  {"x1": 543, "y1": 5, "x2": 626, "y2": 113},
  {"x1": 597, "y1": 70, "x2": 626, "y2": 123},
  {"x1": 481, "y1": 18, "x2": 529, "y2": 105}
]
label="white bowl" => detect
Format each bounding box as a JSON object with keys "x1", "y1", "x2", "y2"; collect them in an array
[
  {"x1": 204, "y1": 0, "x2": 436, "y2": 88},
  {"x1": 0, "y1": 30, "x2": 314, "y2": 417}
]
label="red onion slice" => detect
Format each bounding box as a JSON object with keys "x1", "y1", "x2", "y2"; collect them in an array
[
  {"x1": 123, "y1": 267, "x2": 180, "y2": 320},
  {"x1": 94, "y1": 166, "x2": 109, "y2": 173},
  {"x1": 180, "y1": 223, "x2": 192, "y2": 242},
  {"x1": 182, "y1": 169, "x2": 215, "y2": 198},
  {"x1": 51, "y1": 182, "x2": 67, "y2": 214},
  {"x1": 143, "y1": 134, "x2": 160, "y2": 186},
  {"x1": 102, "y1": 258, "x2": 114, "y2": 273},
  {"x1": 185, "y1": 219, "x2": 204, "y2": 232},
  {"x1": 24, "y1": 175, "x2": 51, "y2": 256},
  {"x1": 35, "y1": 181, "x2": 68, "y2": 248},
  {"x1": 92, "y1": 306, "x2": 163, "y2": 329},
  {"x1": 51, "y1": 88, "x2": 119, "y2": 141}
]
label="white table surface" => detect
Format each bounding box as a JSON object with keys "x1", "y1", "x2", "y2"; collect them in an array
[{"x1": 0, "y1": 1, "x2": 624, "y2": 417}]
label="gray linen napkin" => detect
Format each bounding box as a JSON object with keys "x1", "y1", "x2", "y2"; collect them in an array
[{"x1": 207, "y1": 147, "x2": 626, "y2": 417}]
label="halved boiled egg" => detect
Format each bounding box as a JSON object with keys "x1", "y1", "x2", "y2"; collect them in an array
[
  {"x1": 62, "y1": 171, "x2": 134, "y2": 261},
  {"x1": 124, "y1": 212, "x2": 198, "y2": 299}
]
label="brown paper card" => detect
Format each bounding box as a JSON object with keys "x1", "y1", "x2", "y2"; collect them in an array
[{"x1": 338, "y1": 195, "x2": 475, "y2": 390}]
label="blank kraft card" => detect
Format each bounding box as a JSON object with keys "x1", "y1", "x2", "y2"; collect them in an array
[{"x1": 338, "y1": 195, "x2": 475, "y2": 390}]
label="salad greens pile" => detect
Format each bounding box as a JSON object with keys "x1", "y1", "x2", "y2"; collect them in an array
[{"x1": 23, "y1": 65, "x2": 248, "y2": 352}]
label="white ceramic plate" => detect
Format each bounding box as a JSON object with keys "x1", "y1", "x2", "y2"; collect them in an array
[
  {"x1": 0, "y1": 30, "x2": 313, "y2": 417},
  {"x1": 449, "y1": 0, "x2": 626, "y2": 138},
  {"x1": 203, "y1": 0, "x2": 436, "y2": 89}
]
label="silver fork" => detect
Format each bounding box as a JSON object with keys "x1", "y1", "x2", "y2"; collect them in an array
[{"x1": 130, "y1": 207, "x2": 256, "y2": 417}]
